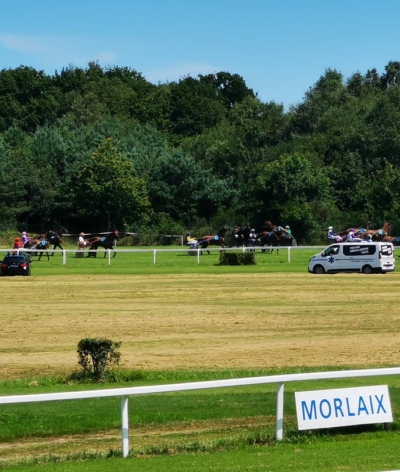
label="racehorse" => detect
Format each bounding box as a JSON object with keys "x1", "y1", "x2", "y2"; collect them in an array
[
  {"x1": 360, "y1": 221, "x2": 391, "y2": 241},
  {"x1": 233, "y1": 224, "x2": 251, "y2": 247},
  {"x1": 24, "y1": 238, "x2": 50, "y2": 260},
  {"x1": 87, "y1": 230, "x2": 120, "y2": 258},
  {"x1": 258, "y1": 221, "x2": 293, "y2": 253},
  {"x1": 45, "y1": 227, "x2": 67, "y2": 256},
  {"x1": 196, "y1": 227, "x2": 228, "y2": 255},
  {"x1": 257, "y1": 231, "x2": 281, "y2": 253},
  {"x1": 338, "y1": 222, "x2": 391, "y2": 242}
]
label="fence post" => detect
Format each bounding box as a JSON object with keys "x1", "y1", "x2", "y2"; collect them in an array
[
  {"x1": 276, "y1": 382, "x2": 284, "y2": 440},
  {"x1": 121, "y1": 396, "x2": 129, "y2": 457},
  {"x1": 288, "y1": 247, "x2": 291, "y2": 263},
  {"x1": 153, "y1": 250, "x2": 157, "y2": 264},
  {"x1": 108, "y1": 250, "x2": 111, "y2": 265},
  {"x1": 62, "y1": 250, "x2": 66, "y2": 265},
  {"x1": 197, "y1": 248, "x2": 200, "y2": 263}
]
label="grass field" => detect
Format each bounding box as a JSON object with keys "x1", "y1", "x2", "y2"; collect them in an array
[{"x1": 1, "y1": 245, "x2": 400, "y2": 470}]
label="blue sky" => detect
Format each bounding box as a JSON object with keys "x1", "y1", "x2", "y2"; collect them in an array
[{"x1": 1, "y1": 0, "x2": 399, "y2": 108}]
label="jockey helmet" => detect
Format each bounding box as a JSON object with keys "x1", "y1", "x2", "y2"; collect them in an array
[
  {"x1": 350, "y1": 228, "x2": 354, "y2": 232},
  {"x1": 251, "y1": 229, "x2": 255, "y2": 232},
  {"x1": 22, "y1": 231, "x2": 26, "y2": 235},
  {"x1": 80, "y1": 232, "x2": 84, "y2": 236},
  {"x1": 329, "y1": 226, "x2": 333, "y2": 230},
  {"x1": 286, "y1": 225, "x2": 290, "y2": 229},
  {"x1": 14, "y1": 237, "x2": 20, "y2": 241}
]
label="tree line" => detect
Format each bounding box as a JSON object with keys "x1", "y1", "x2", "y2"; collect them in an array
[{"x1": 2, "y1": 61, "x2": 400, "y2": 242}]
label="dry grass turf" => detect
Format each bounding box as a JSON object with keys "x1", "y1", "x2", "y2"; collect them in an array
[{"x1": 1, "y1": 272, "x2": 400, "y2": 379}]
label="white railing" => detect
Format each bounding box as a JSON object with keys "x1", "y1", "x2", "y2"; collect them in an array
[
  {"x1": 0, "y1": 367, "x2": 399, "y2": 458},
  {"x1": 1, "y1": 246, "x2": 326, "y2": 265}
]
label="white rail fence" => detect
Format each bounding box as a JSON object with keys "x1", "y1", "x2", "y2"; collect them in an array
[
  {"x1": 0, "y1": 367, "x2": 399, "y2": 458},
  {"x1": 1, "y1": 246, "x2": 326, "y2": 265}
]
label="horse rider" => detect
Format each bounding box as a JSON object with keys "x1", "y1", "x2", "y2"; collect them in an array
[
  {"x1": 328, "y1": 226, "x2": 343, "y2": 242},
  {"x1": 285, "y1": 225, "x2": 292, "y2": 237},
  {"x1": 347, "y1": 228, "x2": 362, "y2": 242},
  {"x1": 248, "y1": 228, "x2": 257, "y2": 248},
  {"x1": 21, "y1": 231, "x2": 31, "y2": 245},
  {"x1": 13, "y1": 237, "x2": 24, "y2": 254},
  {"x1": 78, "y1": 232, "x2": 87, "y2": 250}
]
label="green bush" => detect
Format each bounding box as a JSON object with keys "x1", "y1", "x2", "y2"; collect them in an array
[
  {"x1": 77, "y1": 338, "x2": 122, "y2": 381},
  {"x1": 218, "y1": 252, "x2": 256, "y2": 265}
]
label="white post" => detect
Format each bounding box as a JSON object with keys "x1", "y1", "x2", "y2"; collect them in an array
[
  {"x1": 62, "y1": 250, "x2": 66, "y2": 265},
  {"x1": 108, "y1": 250, "x2": 111, "y2": 265},
  {"x1": 197, "y1": 248, "x2": 200, "y2": 263},
  {"x1": 288, "y1": 247, "x2": 291, "y2": 263},
  {"x1": 121, "y1": 396, "x2": 129, "y2": 457},
  {"x1": 276, "y1": 382, "x2": 284, "y2": 440},
  {"x1": 180, "y1": 235, "x2": 183, "y2": 247},
  {"x1": 153, "y1": 250, "x2": 156, "y2": 264}
]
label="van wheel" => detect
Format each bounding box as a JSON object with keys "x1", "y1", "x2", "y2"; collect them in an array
[
  {"x1": 362, "y1": 265, "x2": 373, "y2": 275},
  {"x1": 313, "y1": 265, "x2": 325, "y2": 274}
]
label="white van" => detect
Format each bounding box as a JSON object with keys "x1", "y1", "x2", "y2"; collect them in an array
[{"x1": 308, "y1": 242, "x2": 395, "y2": 274}]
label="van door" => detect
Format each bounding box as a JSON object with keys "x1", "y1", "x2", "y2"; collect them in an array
[
  {"x1": 379, "y1": 243, "x2": 395, "y2": 272},
  {"x1": 320, "y1": 244, "x2": 341, "y2": 272}
]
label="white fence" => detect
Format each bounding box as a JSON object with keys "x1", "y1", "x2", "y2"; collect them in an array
[
  {"x1": 0, "y1": 367, "x2": 399, "y2": 458},
  {"x1": 2, "y1": 246, "x2": 326, "y2": 265}
]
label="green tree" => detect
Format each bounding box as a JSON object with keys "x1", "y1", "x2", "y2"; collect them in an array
[{"x1": 76, "y1": 138, "x2": 151, "y2": 228}]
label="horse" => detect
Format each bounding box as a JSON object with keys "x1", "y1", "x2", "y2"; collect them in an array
[
  {"x1": 338, "y1": 222, "x2": 391, "y2": 242},
  {"x1": 257, "y1": 221, "x2": 293, "y2": 253},
  {"x1": 232, "y1": 224, "x2": 251, "y2": 247},
  {"x1": 257, "y1": 231, "x2": 281, "y2": 253},
  {"x1": 24, "y1": 238, "x2": 50, "y2": 261},
  {"x1": 196, "y1": 227, "x2": 228, "y2": 255},
  {"x1": 360, "y1": 221, "x2": 391, "y2": 241},
  {"x1": 45, "y1": 227, "x2": 67, "y2": 256},
  {"x1": 87, "y1": 230, "x2": 120, "y2": 258}
]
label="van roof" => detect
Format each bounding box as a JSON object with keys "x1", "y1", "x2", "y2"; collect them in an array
[{"x1": 330, "y1": 241, "x2": 393, "y2": 245}]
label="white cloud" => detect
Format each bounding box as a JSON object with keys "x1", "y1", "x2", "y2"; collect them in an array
[
  {"x1": 146, "y1": 62, "x2": 218, "y2": 83},
  {"x1": 0, "y1": 33, "x2": 52, "y2": 55}
]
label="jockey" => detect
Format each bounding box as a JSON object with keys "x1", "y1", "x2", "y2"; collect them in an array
[
  {"x1": 185, "y1": 232, "x2": 198, "y2": 247},
  {"x1": 328, "y1": 226, "x2": 343, "y2": 242},
  {"x1": 347, "y1": 228, "x2": 362, "y2": 242},
  {"x1": 285, "y1": 225, "x2": 292, "y2": 237},
  {"x1": 78, "y1": 232, "x2": 86, "y2": 249},
  {"x1": 248, "y1": 229, "x2": 257, "y2": 246},
  {"x1": 13, "y1": 237, "x2": 24, "y2": 253},
  {"x1": 21, "y1": 231, "x2": 30, "y2": 245}
]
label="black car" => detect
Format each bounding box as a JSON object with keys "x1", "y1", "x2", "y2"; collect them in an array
[{"x1": 1, "y1": 254, "x2": 32, "y2": 276}]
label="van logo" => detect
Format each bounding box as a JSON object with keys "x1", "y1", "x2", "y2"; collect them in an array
[{"x1": 328, "y1": 256, "x2": 335, "y2": 264}]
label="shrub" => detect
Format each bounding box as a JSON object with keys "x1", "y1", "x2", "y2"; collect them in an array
[
  {"x1": 77, "y1": 338, "x2": 122, "y2": 381},
  {"x1": 218, "y1": 252, "x2": 256, "y2": 265}
]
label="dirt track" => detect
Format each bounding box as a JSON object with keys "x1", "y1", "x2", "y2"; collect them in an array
[{"x1": 1, "y1": 273, "x2": 400, "y2": 379}]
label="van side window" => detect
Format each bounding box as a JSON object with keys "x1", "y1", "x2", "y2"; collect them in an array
[{"x1": 343, "y1": 245, "x2": 376, "y2": 256}]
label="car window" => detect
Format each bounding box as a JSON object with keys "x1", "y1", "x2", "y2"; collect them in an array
[{"x1": 3, "y1": 257, "x2": 26, "y2": 263}]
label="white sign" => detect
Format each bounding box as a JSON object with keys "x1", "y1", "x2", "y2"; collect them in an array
[{"x1": 295, "y1": 385, "x2": 392, "y2": 430}]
